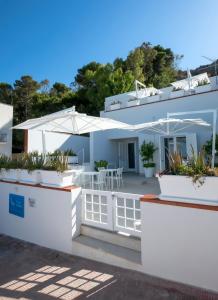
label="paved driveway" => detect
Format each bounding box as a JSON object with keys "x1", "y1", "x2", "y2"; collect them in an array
[{"x1": 0, "y1": 235, "x2": 217, "y2": 300}]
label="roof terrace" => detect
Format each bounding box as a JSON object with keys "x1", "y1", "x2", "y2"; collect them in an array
[{"x1": 104, "y1": 73, "x2": 218, "y2": 112}]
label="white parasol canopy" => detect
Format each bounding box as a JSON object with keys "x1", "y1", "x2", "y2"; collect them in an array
[
  {"x1": 127, "y1": 117, "x2": 211, "y2": 135},
  {"x1": 13, "y1": 106, "x2": 129, "y2": 134},
  {"x1": 171, "y1": 72, "x2": 210, "y2": 91},
  {"x1": 13, "y1": 106, "x2": 130, "y2": 156}
]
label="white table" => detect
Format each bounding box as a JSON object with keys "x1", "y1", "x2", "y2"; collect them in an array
[
  {"x1": 81, "y1": 171, "x2": 99, "y2": 189},
  {"x1": 101, "y1": 169, "x2": 118, "y2": 190}
]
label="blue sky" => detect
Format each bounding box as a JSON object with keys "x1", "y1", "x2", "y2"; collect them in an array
[{"x1": 1, "y1": 0, "x2": 218, "y2": 86}]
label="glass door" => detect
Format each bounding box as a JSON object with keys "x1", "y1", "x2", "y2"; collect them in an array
[{"x1": 164, "y1": 136, "x2": 187, "y2": 169}]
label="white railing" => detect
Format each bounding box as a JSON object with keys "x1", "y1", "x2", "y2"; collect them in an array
[{"x1": 81, "y1": 189, "x2": 142, "y2": 237}]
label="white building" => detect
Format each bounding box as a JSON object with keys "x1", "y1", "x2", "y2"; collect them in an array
[
  {"x1": 0, "y1": 103, "x2": 13, "y2": 156},
  {"x1": 27, "y1": 130, "x2": 90, "y2": 164},
  {"x1": 91, "y1": 75, "x2": 218, "y2": 174}
]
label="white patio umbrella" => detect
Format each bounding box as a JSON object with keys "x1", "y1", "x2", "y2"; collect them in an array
[
  {"x1": 13, "y1": 106, "x2": 130, "y2": 154},
  {"x1": 127, "y1": 117, "x2": 211, "y2": 170},
  {"x1": 128, "y1": 117, "x2": 211, "y2": 135}
]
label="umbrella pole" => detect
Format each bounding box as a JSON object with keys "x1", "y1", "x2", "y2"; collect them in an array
[
  {"x1": 42, "y1": 130, "x2": 47, "y2": 160},
  {"x1": 159, "y1": 136, "x2": 162, "y2": 171},
  {"x1": 212, "y1": 111, "x2": 217, "y2": 168}
]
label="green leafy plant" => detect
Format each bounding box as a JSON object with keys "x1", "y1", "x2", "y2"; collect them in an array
[
  {"x1": 167, "y1": 147, "x2": 218, "y2": 186},
  {"x1": 94, "y1": 160, "x2": 108, "y2": 171},
  {"x1": 49, "y1": 150, "x2": 62, "y2": 157},
  {"x1": 0, "y1": 152, "x2": 68, "y2": 174},
  {"x1": 0, "y1": 155, "x2": 12, "y2": 171},
  {"x1": 140, "y1": 141, "x2": 157, "y2": 168},
  {"x1": 203, "y1": 134, "x2": 218, "y2": 157},
  {"x1": 110, "y1": 100, "x2": 121, "y2": 106},
  {"x1": 63, "y1": 149, "x2": 76, "y2": 156},
  {"x1": 49, "y1": 149, "x2": 76, "y2": 157},
  {"x1": 197, "y1": 79, "x2": 209, "y2": 87},
  {"x1": 42, "y1": 154, "x2": 69, "y2": 173},
  {"x1": 168, "y1": 151, "x2": 183, "y2": 174}
]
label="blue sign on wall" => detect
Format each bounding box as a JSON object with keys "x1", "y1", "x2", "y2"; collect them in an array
[{"x1": 9, "y1": 194, "x2": 24, "y2": 218}]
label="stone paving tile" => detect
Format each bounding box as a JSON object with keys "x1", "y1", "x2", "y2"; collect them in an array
[{"x1": 0, "y1": 234, "x2": 218, "y2": 300}]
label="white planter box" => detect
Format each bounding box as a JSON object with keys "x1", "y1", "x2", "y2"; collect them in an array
[
  {"x1": 68, "y1": 156, "x2": 78, "y2": 164},
  {"x1": 40, "y1": 170, "x2": 74, "y2": 187},
  {"x1": 170, "y1": 90, "x2": 184, "y2": 98},
  {"x1": 127, "y1": 100, "x2": 140, "y2": 107},
  {"x1": 144, "y1": 167, "x2": 155, "y2": 178},
  {"x1": 19, "y1": 169, "x2": 41, "y2": 185},
  {"x1": 195, "y1": 84, "x2": 211, "y2": 93},
  {"x1": 158, "y1": 175, "x2": 218, "y2": 204},
  {"x1": 110, "y1": 103, "x2": 121, "y2": 110},
  {"x1": 1, "y1": 169, "x2": 19, "y2": 182}
]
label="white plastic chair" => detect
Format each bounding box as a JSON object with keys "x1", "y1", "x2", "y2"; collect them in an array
[
  {"x1": 113, "y1": 168, "x2": 123, "y2": 189},
  {"x1": 93, "y1": 171, "x2": 107, "y2": 190}
]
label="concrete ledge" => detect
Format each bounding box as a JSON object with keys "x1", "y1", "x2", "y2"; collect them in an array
[
  {"x1": 0, "y1": 179, "x2": 79, "y2": 192},
  {"x1": 140, "y1": 194, "x2": 218, "y2": 211}
]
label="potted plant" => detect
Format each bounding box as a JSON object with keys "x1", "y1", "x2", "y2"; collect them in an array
[
  {"x1": 40, "y1": 154, "x2": 74, "y2": 187},
  {"x1": 140, "y1": 141, "x2": 157, "y2": 178},
  {"x1": 196, "y1": 79, "x2": 211, "y2": 93},
  {"x1": 203, "y1": 134, "x2": 218, "y2": 164},
  {"x1": 157, "y1": 149, "x2": 218, "y2": 203},
  {"x1": 110, "y1": 101, "x2": 121, "y2": 110},
  {"x1": 148, "y1": 91, "x2": 160, "y2": 102},
  {"x1": 18, "y1": 152, "x2": 43, "y2": 185},
  {"x1": 64, "y1": 149, "x2": 78, "y2": 164},
  {"x1": 127, "y1": 98, "x2": 140, "y2": 107},
  {"x1": 94, "y1": 160, "x2": 108, "y2": 171},
  {"x1": 170, "y1": 86, "x2": 184, "y2": 98},
  {"x1": 0, "y1": 155, "x2": 20, "y2": 182}
]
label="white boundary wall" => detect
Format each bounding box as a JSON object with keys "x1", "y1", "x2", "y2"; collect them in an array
[
  {"x1": 141, "y1": 200, "x2": 218, "y2": 292},
  {"x1": 28, "y1": 130, "x2": 90, "y2": 163},
  {"x1": 0, "y1": 182, "x2": 82, "y2": 254}
]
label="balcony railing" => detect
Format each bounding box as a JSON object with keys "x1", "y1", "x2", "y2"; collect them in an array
[{"x1": 105, "y1": 83, "x2": 216, "y2": 112}]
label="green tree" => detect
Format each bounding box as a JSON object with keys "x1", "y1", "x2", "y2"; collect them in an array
[
  {"x1": 13, "y1": 76, "x2": 41, "y2": 122},
  {"x1": 0, "y1": 83, "x2": 13, "y2": 105},
  {"x1": 50, "y1": 82, "x2": 70, "y2": 96}
]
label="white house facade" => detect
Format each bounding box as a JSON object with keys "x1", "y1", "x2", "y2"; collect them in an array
[
  {"x1": 0, "y1": 103, "x2": 13, "y2": 156},
  {"x1": 91, "y1": 75, "x2": 218, "y2": 174}
]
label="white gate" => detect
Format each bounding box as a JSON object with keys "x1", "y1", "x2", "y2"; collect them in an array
[
  {"x1": 113, "y1": 192, "x2": 141, "y2": 237},
  {"x1": 82, "y1": 189, "x2": 142, "y2": 237},
  {"x1": 82, "y1": 189, "x2": 113, "y2": 231}
]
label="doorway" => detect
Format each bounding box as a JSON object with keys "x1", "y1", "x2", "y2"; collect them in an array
[{"x1": 118, "y1": 140, "x2": 137, "y2": 172}]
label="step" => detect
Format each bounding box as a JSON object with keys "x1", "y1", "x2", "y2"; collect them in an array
[
  {"x1": 81, "y1": 225, "x2": 141, "y2": 251},
  {"x1": 72, "y1": 235, "x2": 142, "y2": 272}
]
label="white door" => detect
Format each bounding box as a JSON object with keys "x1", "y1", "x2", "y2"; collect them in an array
[{"x1": 118, "y1": 141, "x2": 136, "y2": 172}]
